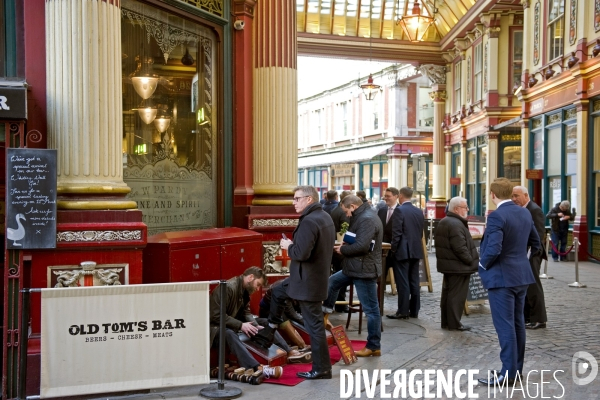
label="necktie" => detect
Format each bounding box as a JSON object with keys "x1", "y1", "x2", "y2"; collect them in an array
[{"x1": 386, "y1": 207, "x2": 393, "y2": 224}]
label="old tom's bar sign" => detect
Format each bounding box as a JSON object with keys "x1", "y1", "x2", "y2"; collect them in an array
[{"x1": 0, "y1": 85, "x2": 27, "y2": 120}]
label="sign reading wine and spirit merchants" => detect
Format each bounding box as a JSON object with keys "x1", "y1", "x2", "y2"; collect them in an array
[{"x1": 6, "y1": 148, "x2": 57, "y2": 249}]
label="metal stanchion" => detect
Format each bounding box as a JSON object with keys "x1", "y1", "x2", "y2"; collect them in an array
[
  {"x1": 540, "y1": 233, "x2": 553, "y2": 279},
  {"x1": 427, "y1": 218, "x2": 434, "y2": 252},
  {"x1": 568, "y1": 238, "x2": 587, "y2": 288},
  {"x1": 200, "y1": 281, "x2": 243, "y2": 399}
]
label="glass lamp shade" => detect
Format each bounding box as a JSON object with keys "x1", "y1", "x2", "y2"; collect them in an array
[
  {"x1": 360, "y1": 75, "x2": 381, "y2": 101},
  {"x1": 154, "y1": 116, "x2": 171, "y2": 133},
  {"x1": 138, "y1": 106, "x2": 157, "y2": 124},
  {"x1": 397, "y1": 1, "x2": 435, "y2": 42},
  {"x1": 131, "y1": 74, "x2": 159, "y2": 100}
]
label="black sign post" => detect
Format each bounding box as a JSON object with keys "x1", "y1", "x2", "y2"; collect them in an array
[
  {"x1": 0, "y1": 86, "x2": 28, "y2": 120},
  {"x1": 6, "y1": 148, "x2": 57, "y2": 249}
]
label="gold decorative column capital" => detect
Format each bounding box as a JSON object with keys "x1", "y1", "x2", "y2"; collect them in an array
[{"x1": 429, "y1": 90, "x2": 447, "y2": 102}]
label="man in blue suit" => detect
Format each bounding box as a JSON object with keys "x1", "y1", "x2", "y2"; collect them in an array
[
  {"x1": 387, "y1": 186, "x2": 424, "y2": 319},
  {"x1": 478, "y1": 178, "x2": 540, "y2": 386}
]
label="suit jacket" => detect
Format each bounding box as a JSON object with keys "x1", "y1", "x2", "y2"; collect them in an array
[
  {"x1": 390, "y1": 202, "x2": 424, "y2": 260},
  {"x1": 479, "y1": 201, "x2": 540, "y2": 289},
  {"x1": 377, "y1": 205, "x2": 396, "y2": 243},
  {"x1": 209, "y1": 275, "x2": 254, "y2": 346},
  {"x1": 286, "y1": 202, "x2": 335, "y2": 301},
  {"x1": 526, "y1": 200, "x2": 547, "y2": 260}
]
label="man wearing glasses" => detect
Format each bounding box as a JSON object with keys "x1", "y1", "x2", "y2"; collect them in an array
[
  {"x1": 434, "y1": 197, "x2": 479, "y2": 331},
  {"x1": 268, "y1": 185, "x2": 335, "y2": 380}
]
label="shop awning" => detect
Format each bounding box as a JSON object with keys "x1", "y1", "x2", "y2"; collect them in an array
[{"x1": 298, "y1": 144, "x2": 393, "y2": 169}]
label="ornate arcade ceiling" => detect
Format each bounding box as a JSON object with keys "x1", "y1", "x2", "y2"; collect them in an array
[{"x1": 296, "y1": 0, "x2": 523, "y2": 65}]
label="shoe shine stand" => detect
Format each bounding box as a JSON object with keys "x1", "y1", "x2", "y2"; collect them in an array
[{"x1": 201, "y1": 281, "x2": 243, "y2": 399}]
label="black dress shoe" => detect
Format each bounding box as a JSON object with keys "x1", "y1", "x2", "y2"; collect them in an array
[
  {"x1": 526, "y1": 322, "x2": 547, "y2": 330},
  {"x1": 449, "y1": 325, "x2": 471, "y2": 331},
  {"x1": 296, "y1": 370, "x2": 332, "y2": 380},
  {"x1": 409, "y1": 314, "x2": 418, "y2": 318},
  {"x1": 335, "y1": 305, "x2": 350, "y2": 313},
  {"x1": 478, "y1": 373, "x2": 514, "y2": 386},
  {"x1": 386, "y1": 313, "x2": 409, "y2": 319}
]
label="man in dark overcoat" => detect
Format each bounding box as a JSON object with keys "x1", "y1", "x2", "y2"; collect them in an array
[
  {"x1": 434, "y1": 196, "x2": 478, "y2": 331},
  {"x1": 268, "y1": 185, "x2": 335, "y2": 380}
]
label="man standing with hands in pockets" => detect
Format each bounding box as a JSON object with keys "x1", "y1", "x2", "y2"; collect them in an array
[
  {"x1": 478, "y1": 178, "x2": 540, "y2": 386},
  {"x1": 268, "y1": 185, "x2": 335, "y2": 380}
]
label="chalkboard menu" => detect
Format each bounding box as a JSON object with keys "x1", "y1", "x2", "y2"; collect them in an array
[
  {"x1": 6, "y1": 148, "x2": 57, "y2": 249},
  {"x1": 466, "y1": 272, "x2": 488, "y2": 302}
]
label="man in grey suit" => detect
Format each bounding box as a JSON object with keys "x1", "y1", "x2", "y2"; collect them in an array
[
  {"x1": 387, "y1": 186, "x2": 424, "y2": 319},
  {"x1": 512, "y1": 186, "x2": 547, "y2": 329}
]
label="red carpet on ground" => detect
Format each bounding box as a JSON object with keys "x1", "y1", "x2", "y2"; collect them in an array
[{"x1": 263, "y1": 340, "x2": 367, "y2": 386}]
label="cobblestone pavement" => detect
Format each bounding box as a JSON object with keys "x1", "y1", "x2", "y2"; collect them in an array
[{"x1": 74, "y1": 256, "x2": 600, "y2": 400}]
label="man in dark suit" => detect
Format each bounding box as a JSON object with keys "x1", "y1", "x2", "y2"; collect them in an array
[
  {"x1": 387, "y1": 186, "x2": 424, "y2": 319},
  {"x1": 269, "y1": 185, "x2": 335, "y2": 380},
  {"x1": 512, "y1": 186, "x2": 548, "y2": 330},
  {"x1": 378, "y1": 187, "x2": 399, "y2": 290},
  {"x1": 478, "y1": 178, "x2": 540, "y2": 386}
]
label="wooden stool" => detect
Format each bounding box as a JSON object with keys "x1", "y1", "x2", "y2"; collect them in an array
[
  {"x1": 387, "y1": 268, "x2": 397, "y2": 295},
  {"x1": 335, "y1": 285, "x2": 363, "y2": 334}
]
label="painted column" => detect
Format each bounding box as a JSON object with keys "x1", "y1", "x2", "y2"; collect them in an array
[
  {"x1": 420, "y1": 67, "x2": 448, "y2": 218},
  {"x1": 520, "y1": 118, "x2": 530, "y2": 183},
  {"x1": 430, "y1": 86, "x2": 447, "y2": 201},
  {"x1": 232, "y1": 0, "x2": 256, "y2": 226},
  {"x1": 486, "y1": 132, "x2": 499, "y2": 213},
  {"x1": 46, "y1": 0, "x2": 136, "y2": 210},
  {"x1": 400, "y1": 155, "x2": 409, "y2": 188},
  {"x1": 460, "y1": 140, "x2": 467, "y2": 198},
  {"x1": 354, "y1": 162, "x2": 361, "y2": 191},
  {"x1": 573, "y1": 100, "x2": 589, "y2": 261},
  {"x1": 444, "y1": 144, "x2": 452, "y2": 200},
  {"x1": 252, "y1": 0, "x2": 297, "y2": 205},
  {"x1": 388, "y1": 155, "x2": 401, "y2": 189}
]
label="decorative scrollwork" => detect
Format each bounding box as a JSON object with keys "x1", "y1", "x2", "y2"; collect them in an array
[
  {"x1": 251, "y1": 219, "x2": 299, "y2": 228},
  {"x1": 26, "y1": 129, "x2": 43, "y2": 147},
  {"x1": 418, "y1": 64, "x2": 447, "y2": 85},
  {"x1": 54, "y1": 268, "x2": 123, "y2": 287},
  {"x1": 57, "y1": 230, "x2": 142, "y2": 242},
  {"x1": 179, "y1": 0, "x2": 223, "y2": 17}
]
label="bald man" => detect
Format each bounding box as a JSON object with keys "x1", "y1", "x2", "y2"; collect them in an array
[{"x1": 512, "y1": 186, "x2": 547, "y2": 330}]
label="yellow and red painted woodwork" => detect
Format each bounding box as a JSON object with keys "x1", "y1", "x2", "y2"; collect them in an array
[{"x1": 24, "y1": 209, "x2": 146, "y2": 395}]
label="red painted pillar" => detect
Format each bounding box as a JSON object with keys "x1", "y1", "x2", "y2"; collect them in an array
[{"x1": 232, "y1": 0, "x2": 256, "y2": 228}]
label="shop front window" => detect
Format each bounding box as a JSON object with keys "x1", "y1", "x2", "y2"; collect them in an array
[
  {"x1": 593, "y1": 112, "x2": 600, "y2": 227},
  {"x1": 121, "y1": 0, "x2": 218, "y2": 235}
]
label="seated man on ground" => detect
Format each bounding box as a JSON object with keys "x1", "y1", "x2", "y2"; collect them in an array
[
  {"x1": 259, "y1": 279, "x2": 311, "y2": 353},
  {"x1": 209, "y1": 267, "x2": 309, "y2": 379}
]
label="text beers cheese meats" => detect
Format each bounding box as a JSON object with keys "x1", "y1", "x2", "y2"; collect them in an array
[{"x1": 68, "y1": 319, "x2": 186, "y2": 335}]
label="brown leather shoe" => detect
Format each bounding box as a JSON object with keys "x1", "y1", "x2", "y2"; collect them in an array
[
  {"x1": 355, "y1": 347, "x2": 381, "y2": 357},
  {"x1": 324, "y1": 313, "x2": 334, "y2": 331}
]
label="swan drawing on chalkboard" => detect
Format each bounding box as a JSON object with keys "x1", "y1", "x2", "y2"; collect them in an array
[{"x1": 7, "y1": 214, "x2": 26, "y2": 247}]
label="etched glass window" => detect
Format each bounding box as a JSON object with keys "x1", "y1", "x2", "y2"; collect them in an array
[{"x1": 121, "y1": 0, "x2": 218, "y2": 235}]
